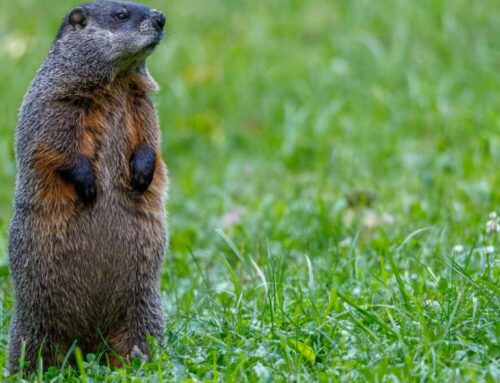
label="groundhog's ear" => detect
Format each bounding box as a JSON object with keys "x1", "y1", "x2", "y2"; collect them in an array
[{"x1": 68, "y1": 7, "x2": 88, "y2": 29}]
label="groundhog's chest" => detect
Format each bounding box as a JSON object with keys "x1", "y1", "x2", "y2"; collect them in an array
[
  {"x1": 94, "y1": 94, "x2": 151, "y2": 184},
  {"x1": 89, "y1": 90, "x2": 164, "y2": 195}
]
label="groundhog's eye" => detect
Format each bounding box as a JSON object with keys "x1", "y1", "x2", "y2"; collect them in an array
[{"x1": 115, "y1": 11, "x2": 130, "y2": 21}]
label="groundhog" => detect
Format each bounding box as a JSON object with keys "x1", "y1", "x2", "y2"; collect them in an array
[{"x1": 8, "y1": 1, "x2": 168, "y2": 373}]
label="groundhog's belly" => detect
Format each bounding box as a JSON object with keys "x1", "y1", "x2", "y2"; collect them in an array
[
  {"x1": 65, "y1": 185, "x2": 167, "y2": 292},
  {"x1": 10, "y1": 178, "x2": 167, "y2": 340}
]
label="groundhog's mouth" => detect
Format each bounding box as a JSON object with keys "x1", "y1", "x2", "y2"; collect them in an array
[
  {"x1": 145, "y1": 33, "x2": 163, "y2": 50},
  {"x1": 142, "y1": 41, "x2": 159, "y2": 55},
  {"x1": 147, "y1": 40, "x2": 160, "y2": 49}
]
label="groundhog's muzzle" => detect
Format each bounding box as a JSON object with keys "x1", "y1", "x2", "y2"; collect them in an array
[{"x1": 150, "y1": 9, "x2": 165, "y2": 33}]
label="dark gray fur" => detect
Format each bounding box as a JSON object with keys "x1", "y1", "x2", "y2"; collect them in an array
[{"x1": 8, "y1": 1, "x2": 168, "y2": 373}]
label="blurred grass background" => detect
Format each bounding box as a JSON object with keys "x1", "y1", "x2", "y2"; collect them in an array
[{"x1": 0, "y1": 0, "x2": 499, "y2": 381}]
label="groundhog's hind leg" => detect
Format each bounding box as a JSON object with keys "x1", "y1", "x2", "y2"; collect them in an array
[
  {"x1": 107, "y1": 290, "x2": 165, "y2": 366},
  {"x1": 8, "y1": 313, "x2": 57, "y2": 375},
  {"x1": 7, "y1": 314, "x2": 23, "y2": 373}
]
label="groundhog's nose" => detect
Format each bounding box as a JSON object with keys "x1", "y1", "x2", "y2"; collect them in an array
[{"x1": 151, "y1": 10, "x2": 165, "y2": 31}]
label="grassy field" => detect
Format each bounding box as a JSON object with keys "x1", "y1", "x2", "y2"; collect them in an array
[{"x1": 0, "y1": 0, "x2": 499, "y2": 381}]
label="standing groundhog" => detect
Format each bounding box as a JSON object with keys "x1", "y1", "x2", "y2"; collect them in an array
[{"x1": 8, "y1": 1, "x2": 168, "y2": 373}]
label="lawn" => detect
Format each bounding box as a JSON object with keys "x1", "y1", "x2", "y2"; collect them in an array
[{"x1": 0, "y1": 0, "x2": 499, "y2": 381}]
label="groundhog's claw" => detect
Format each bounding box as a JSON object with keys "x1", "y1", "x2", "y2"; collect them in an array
[
  {"x1": 130, "y1": 144, "x2": 156, "y2": 194},
  {"x1": 75, "y1": 177, "x2": 97, "y2": 206},
  {"x1": 130, "y1": 345, "x2": 148, "y2": 361}
]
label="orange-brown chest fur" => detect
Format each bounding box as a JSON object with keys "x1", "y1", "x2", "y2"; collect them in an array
[{"x1": 33, "y1": 72, "x2": 166, "y2": 211}]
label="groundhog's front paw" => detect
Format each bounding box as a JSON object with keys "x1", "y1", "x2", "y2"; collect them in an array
[
  {"x1": 130, "y1": 144, "x2": 156, "y2": 194},
  {"x1": 59, "y1": 155, "x2": 97, "y2": 206}
]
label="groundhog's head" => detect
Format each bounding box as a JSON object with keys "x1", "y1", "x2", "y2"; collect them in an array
[{"x1": 56, "y1": 1, "x2": 165, "y2": 70}]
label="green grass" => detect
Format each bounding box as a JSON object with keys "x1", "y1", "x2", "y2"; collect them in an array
[{"x1": 0, "y1": 0, "x2": 499, "y2": 381}]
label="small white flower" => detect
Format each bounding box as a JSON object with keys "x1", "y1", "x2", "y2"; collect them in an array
[
  {"x1": 486, "y1": 220, "x2": 500, "y2": 234},
  {"x1": 192, "y1": 348, "x2": 207, "y2": 364},
  {"x1": 425, "y1": 299, "x2": 441, "y2": 310},
  {"x1": 474, "y1": 246, "x2": 495, "y2": 255},
  {"x1": 453, "y1": 244, "x2": 465, "y2": 253},
  {"x1": 338, "y1": 237, "x2": 352, "y2": 248},
  {"x1": 486, "y1": 212, "x2": 500, "y2": 234},
  {"x1": 253, "y1": 344, "x2": 268, "y2": 358},
  {"x1": 253, "y1": 362, "x2": 270, "y2": 379}
]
